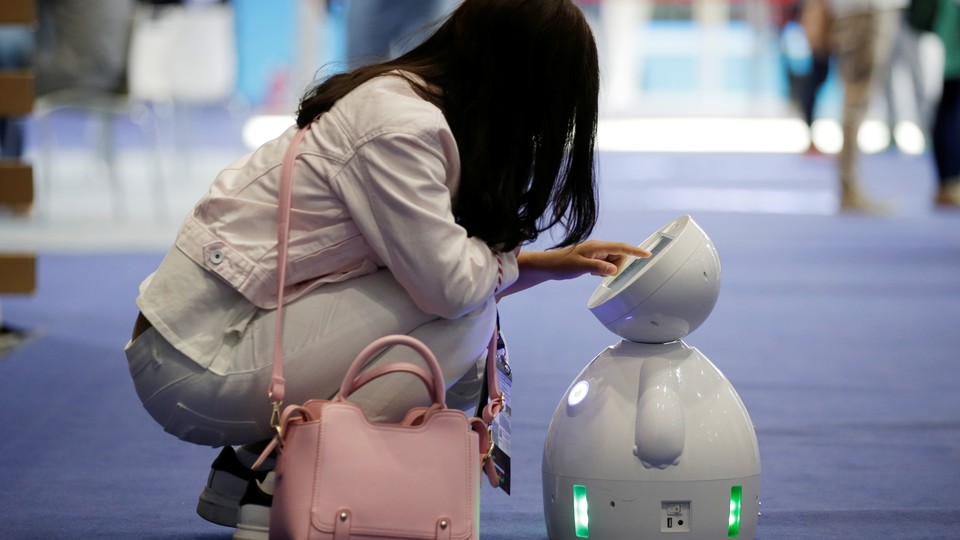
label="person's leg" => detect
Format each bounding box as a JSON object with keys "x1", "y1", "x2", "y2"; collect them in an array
[
  {"x1": 799, "y1": 52, "x2": 832, "y2": 154},
  {"x1": 832, "y1": 12, "x2": 887, "y2": 211},
  {"x1": 863, "y1": 10, "x2": 901, "y2": 141},
  {"x1": 802, "y1": 53, "x2": 831, "y2": 126},
  {"x1": 128, "y1": 268, "x2": 498, "y2": 533},
  {"x1": 125, "y1": 269, "x2": 497, "y2": 447},
  {"x1": 0, "y1": 27, "x2": 33, "y2": 158},
  {"x1": 340, "y1": 298, "x2": 495, "y2": 422},
  {"x1": 933, "y1": 77, "x2": 960, "y2": 205},
  {"x1": 252, "y1": 268, "x2": 497, "y2": 424},
  {"x1": 0, "y1": 119, "x2": 24, "y2": 158},
  {"x1": 126, "y1": 325, "x2": 273, "y2": 447},
  {"x1": 599, "y1": 0, "x2": 652, "y2": 113},
  {"x1": 127, "y1": 270, "x2": 496, "y2": 538}
]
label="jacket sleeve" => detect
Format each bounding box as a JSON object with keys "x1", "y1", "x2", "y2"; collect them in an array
[{"x1": 330, "y1": 128, "x2": 519, "y2": 319}]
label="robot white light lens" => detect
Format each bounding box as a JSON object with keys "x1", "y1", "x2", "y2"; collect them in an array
[{"x1": 567, "y1": 381, "x2": 590, "y2": 407}]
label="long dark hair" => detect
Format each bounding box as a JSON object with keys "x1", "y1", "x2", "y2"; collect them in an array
[{"x1": 296, "y1": 0, "x2": 600, "y2": 251}]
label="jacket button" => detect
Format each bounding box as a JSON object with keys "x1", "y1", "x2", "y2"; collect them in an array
[{"x1": 209, "y1": 250, "x2": 224, "y2": 264}]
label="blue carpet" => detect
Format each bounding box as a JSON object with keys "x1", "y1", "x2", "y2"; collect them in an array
[{"x1": 2, "y1": 151, "x2": 960, "y2": 539}]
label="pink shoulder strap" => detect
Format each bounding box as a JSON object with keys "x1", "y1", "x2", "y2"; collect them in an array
[{"x1": 267, "y1": 125, "x2": 310, "y2": 405}]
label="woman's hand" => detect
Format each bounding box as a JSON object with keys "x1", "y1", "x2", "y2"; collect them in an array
[
  {"x1": 544, "y1": 240, "x2": 651, "y2": 278},
  {"x1": 498, "y1": 240, "x2": 650, "y2": 298}
]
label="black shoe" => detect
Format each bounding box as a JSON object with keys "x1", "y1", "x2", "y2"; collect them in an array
[
  {"x1": 196, "y1": 446, "x2": 269, "y2": 527},
  {"x1": 232, "y1": 471, "x2": 274, "y2": 540}
]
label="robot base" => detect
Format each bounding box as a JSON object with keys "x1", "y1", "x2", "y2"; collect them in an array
[{"x1": 543, "y1": 474, "x2": 760, "y2": 539}]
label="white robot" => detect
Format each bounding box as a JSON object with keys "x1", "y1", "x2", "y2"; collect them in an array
[{"x1": 542, "y1": 215, "x2": 761, "y2": 539}]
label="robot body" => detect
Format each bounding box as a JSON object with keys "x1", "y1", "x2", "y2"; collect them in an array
[
  {"x1": 541, "y1": 216, "x2": 761, "y2": 539},
  {"x1": 542, "y1": 340, "x2": 760, "y2": 539}
]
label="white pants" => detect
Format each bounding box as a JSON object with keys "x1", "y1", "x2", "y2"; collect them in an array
[{"x1": 125, "y1": 269, "x2": 497, "y2": 447}]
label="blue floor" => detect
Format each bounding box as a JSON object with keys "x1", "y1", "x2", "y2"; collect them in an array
[{"x1": 2, "y1": 149, "x2": 959, "y2": 539}]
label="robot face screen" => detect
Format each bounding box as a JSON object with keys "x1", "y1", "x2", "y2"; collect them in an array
[{"x1": 605, "y1": 234, "x2": 674, "y2": 290}]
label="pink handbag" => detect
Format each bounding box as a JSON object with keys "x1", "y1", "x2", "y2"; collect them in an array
[{"x1": 254, "y1": 125, "x2": 503, "y2": 539}]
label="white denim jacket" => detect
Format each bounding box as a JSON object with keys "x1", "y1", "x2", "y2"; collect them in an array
[
  {"x1": 174, "y1": 73, "x2": 517, "y2": 318},
  {"x1": 137, "y1": 74, "x2": 518, "y2": 366}
]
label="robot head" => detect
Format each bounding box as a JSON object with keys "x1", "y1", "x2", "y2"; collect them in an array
[{"x1": 587, "y1": 215, "x2": 720, "y2": 343}]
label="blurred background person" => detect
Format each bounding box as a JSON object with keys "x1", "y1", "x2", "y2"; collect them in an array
[
  {"x1": 906, "y1": 0, "x2": 960, "y2": 207},
  {"x1": 930, "y1": 0, "x2": 960, "y2": 207},
  {"x1": 829, "y1": 0, "x2": 904, "y2": 212},
  {"x1": 345, "y1": 0, "x2": 459, "y2": 70},
  {"x1": 596, "y1": 0, "x2": 654, "y2": 114},
  {"x1": 797, "y1": 0, "x2": 833, "y2": 155},
  {"x1": 0, "y1": 25, "x2": 33, "y2": 159},
  {"x1": 33, "y1": 0, "x2": 136, "y2": 97}
]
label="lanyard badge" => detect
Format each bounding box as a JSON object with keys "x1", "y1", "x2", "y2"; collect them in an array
[{"x1": 490, "y1": 327, "x2": 513, "y2": 494}]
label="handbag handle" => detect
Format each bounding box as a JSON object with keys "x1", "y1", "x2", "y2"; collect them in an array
[{"x1": 338, "y1": 334, "x2": 447, "y2": 408}]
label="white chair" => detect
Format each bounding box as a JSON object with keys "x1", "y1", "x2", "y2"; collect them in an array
[
  {"x1": 33, "y1": 87, "x2": 167, "y2": 221},
  {"x1": 33, "y1": 0, "x2": 239, "y2": 222}
]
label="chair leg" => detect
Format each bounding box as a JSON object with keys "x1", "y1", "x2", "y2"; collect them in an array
[
  {"x1": 135, "y1": 102, "x2": 168, "y2": 222},
  {"x1": 93, "y1": 109, "x2": 125, "y2": 221},
  {"x1": 36, "y1": 111, "x2": 57, "y2": 221}
]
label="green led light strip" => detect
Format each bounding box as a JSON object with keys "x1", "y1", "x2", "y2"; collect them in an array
[
  {"x1": 728, "y1": 485, "x2": 742, "y2": 537},
  {"x1": 573, "y1": 484, "x2": 589, "y2": 538}
]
